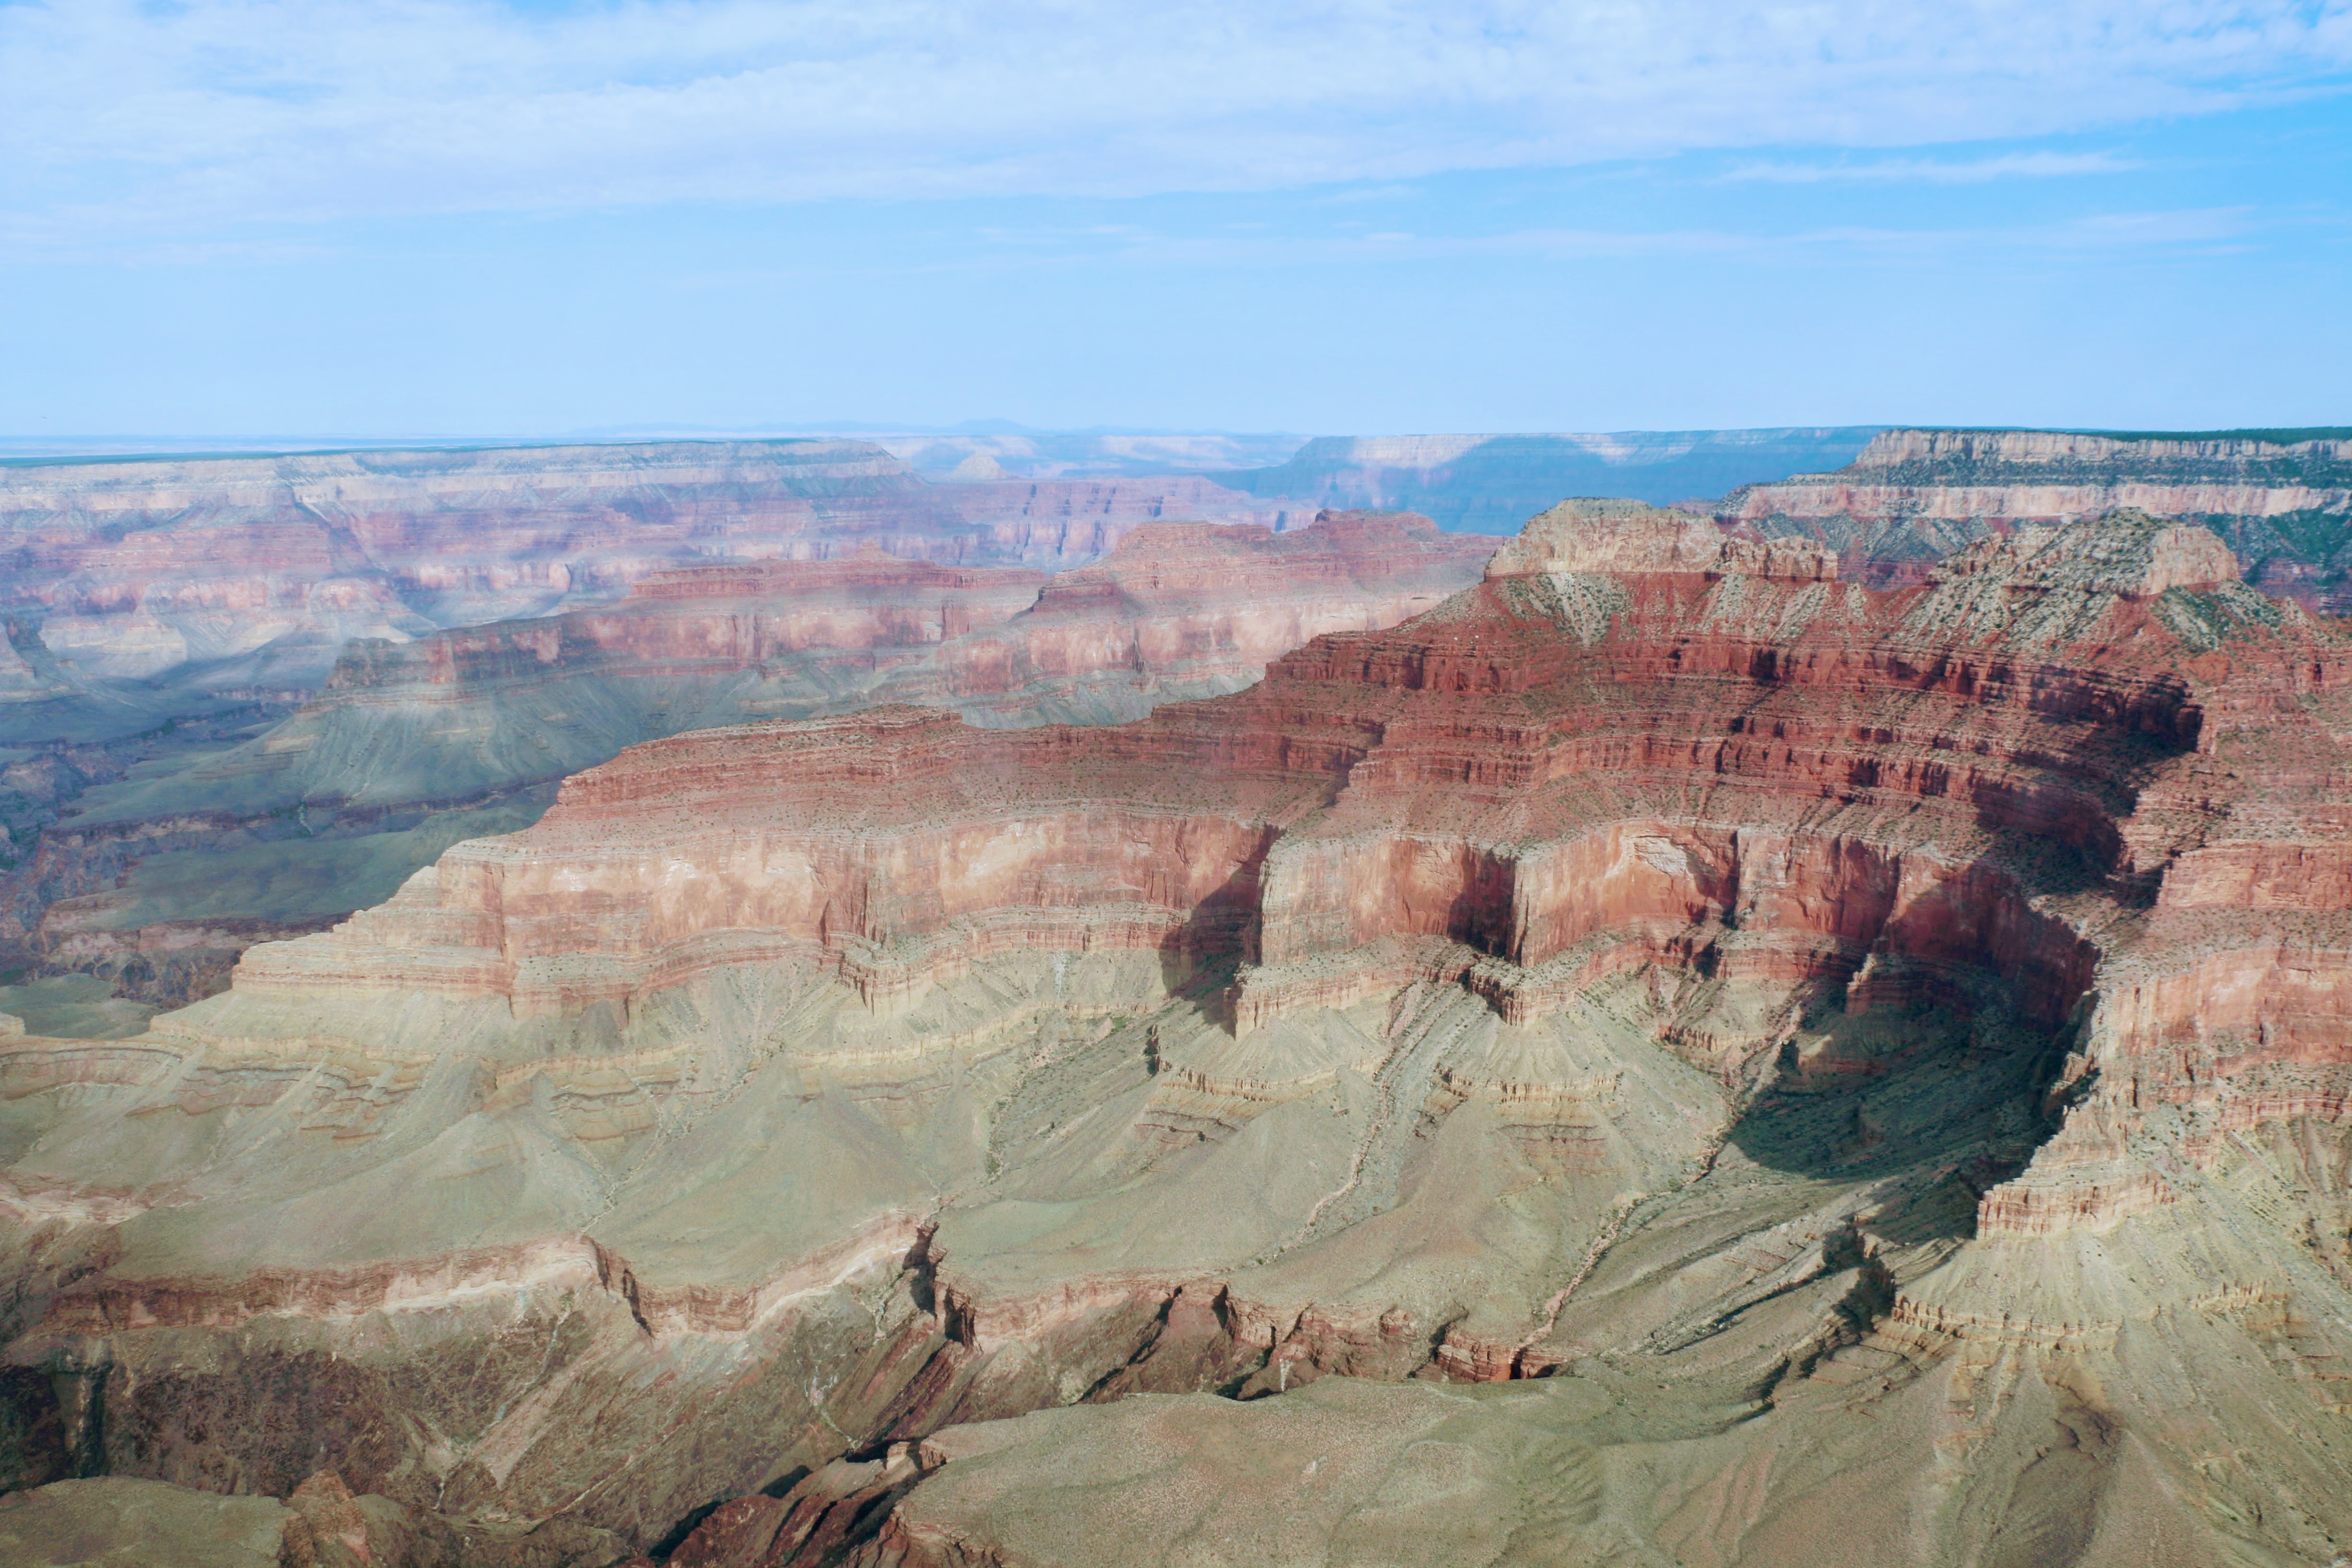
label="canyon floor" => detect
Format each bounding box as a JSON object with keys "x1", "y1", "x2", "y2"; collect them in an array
[{"x1": 3, "y1": 430, "x2": 2352, "y2": 1567}]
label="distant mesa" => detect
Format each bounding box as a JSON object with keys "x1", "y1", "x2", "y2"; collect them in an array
[
  {"x1": 1725, "y1": 424, "x2": 2352, "y2": 605},
  {"x1": 1214, "y1": 426, "x2": 1888, "y2": 531},
  {"x1": 0, "y1": 435, "x2": 1309, "y2": 707}
]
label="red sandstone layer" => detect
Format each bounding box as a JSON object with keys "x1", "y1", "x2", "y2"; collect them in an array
[
  {"x1": 11, "y1": 497, "x2": 2352, "y2": 1562},
  {"x1": 239, "y1": 502, "x2": 2351, "y2": 1213},
  {"x1": 310, "y1": 510, "x2": 1488, "y2": 721},
  {"x1": 11, "y1": 511, "x2": 1485, "y2": 1008}
]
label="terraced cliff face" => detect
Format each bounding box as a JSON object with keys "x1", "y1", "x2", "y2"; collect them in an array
[
  {"x1": 6, "y1": 513, "x2": 1486, "y2": 1010},
  {"x1": 1726, "y1": 425, "x2": 2352, "y2": 606},
  {"x1": 911, "y1": 511, "x2": 1490, "y2": 724},
  {"x1": 0, "y1": 439, "x2": 1302, "y2": 706},
  {"x1": 0, "y1": 439, "x2": 1309, "y2": 1014},
  {"x1": 5, "y1": 499, "x2": 2352, "y2": 1566}
]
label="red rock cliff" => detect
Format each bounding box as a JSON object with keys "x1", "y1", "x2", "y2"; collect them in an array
[{"x1": 17, "y1": 498, "x2": 2352, "y2": 1566}]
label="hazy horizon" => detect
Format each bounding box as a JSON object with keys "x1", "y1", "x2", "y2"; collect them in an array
[{"x1": 9, "y1": 418, "x2": 2350, "y2": 468}]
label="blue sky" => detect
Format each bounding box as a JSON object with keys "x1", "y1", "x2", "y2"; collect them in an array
[{"x1": 3, "y1": 0, "x2": 2349, "y2": 438}]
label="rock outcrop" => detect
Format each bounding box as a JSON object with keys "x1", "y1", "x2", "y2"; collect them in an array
[
  {"x1": 5, "y1": 513, "x2": 1487, "y2": 1007},
  {"x1": 907, "y1": 510, "x2": 1490, "y2": 724},
  {"x1": 0, "y1": 439, "x2": 1305, "y2": 704},
  {"x1": 6, "y1": 499, "x2": 2352, "y2": 1565},
  {"x1": 0, "y1": 435, "x2": 1329, "y2": 1001},
  {"x1": 1725, "y1": 424, "x2": 2352, "y2": 605},
  {"x1": 0, "y1": 438, "x2": 1302, "y2": 981}
]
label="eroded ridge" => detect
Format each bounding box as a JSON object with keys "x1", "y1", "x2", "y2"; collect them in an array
[
  {"x1": 9, "y1": 498, "x2": 2352, "y2": 1566},
  {"x1": 16, "y1": 510, "x2": 1487, "y2": 1009}
]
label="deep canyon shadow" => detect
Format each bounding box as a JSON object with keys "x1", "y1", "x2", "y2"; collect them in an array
[{"x1": 1722, "y1": 975, "x2": 2077, "y2": 1245}]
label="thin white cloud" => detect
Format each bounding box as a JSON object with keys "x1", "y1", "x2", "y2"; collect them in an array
[
  {"x1": 1724, "y1": 150, "x2": 2146, "y2": 182},
  {"x1": 0, "y1": 0, "x2": 2347, "y2": 246},
  {"x1": 675, "y1": 206, "x2": 2271, "y2": 280}
]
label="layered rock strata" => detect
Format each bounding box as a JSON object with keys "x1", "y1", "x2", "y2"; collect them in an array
[
  {"x1": 898, "y1": 510, "x2": 1490, "y2": 724},
  {"x1": 0, "y1": 438, "x2": 1309, "y2": 1007},
  {"x1": 0, "y1": 439, "x2": 1303, "y2": 693},
  {"x1": 1726, "y1": 425, "x2": 2352, "y2": 605},
  {"x1": 6, "y1": 498, "x2": 2352, "y2": 1564},
  {"x1": 5, "y1": 547, "x2": 1053, "y2": 1002},
  {"x1": 9, "y1": 514, "x2": 1484, "y2": 1006}
]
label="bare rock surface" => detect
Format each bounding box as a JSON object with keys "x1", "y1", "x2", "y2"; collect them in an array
[
  {"x1": 5, "y1": 500, "x2": 2352, "y2": 1563},
  {"x1": 0, "y1": 438, "x2": 1302, "y2": 989},
  {"x1": 0, "y1": 439, "x2": 1300, "y2": 704},
  {"x1": 2, "y1": 512, "x2": 1484, "y2": 1009},
  {"x1": 1725, "y1": 425, "x2": 2352, "y2": 604}
]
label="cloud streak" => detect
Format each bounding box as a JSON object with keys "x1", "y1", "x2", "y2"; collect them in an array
[
  {"x1": 996, "y1": 206, "x2": 2267, "y2": 269},
  {"x1": 1722, "y1": 150, "x2": 2146, "y2": 183},
  {"x1": 2, "y1": 0, "x2": 2348, "y2": 243}
]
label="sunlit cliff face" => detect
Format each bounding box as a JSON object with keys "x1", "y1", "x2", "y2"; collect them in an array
[
  {"x1": 8, "y1": 499, "x2": 2352, "y2": 1567},
  {"x1": 4, "y1": 500, "x2": 1481, "y2": 1015}
]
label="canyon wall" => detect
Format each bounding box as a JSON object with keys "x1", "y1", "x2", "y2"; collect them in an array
[
  {"x1": 5, "y1": 513, "x2": 1487, "y2": 1008},
  {"x1": 0, "y1": 439, "x2": 1307, "y2": 705},
  {"x1": 6, "y1": 498, "x2": 2352, "y2": 1564},
  {"x1": 1723, "y1": 424, "x2": 2352, "y2": 608},
  {"x1": 0, "y1": 438, "x2": 1318, "y2": 1013},
  {"x1": 0, "y1": 438, "x2": 1316, "y2": 1029}
]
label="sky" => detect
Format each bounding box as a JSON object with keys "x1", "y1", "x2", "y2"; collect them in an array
[{"x1": 2, "y1": 0, "x2": 2349, "y2": 439}]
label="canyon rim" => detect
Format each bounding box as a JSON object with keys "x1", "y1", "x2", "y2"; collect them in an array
[
  {"x1": 1, "y1": 428, "x2": 2352, "y2": 1564},
  {"x1": 15, "y1": 0, "x2": 2352, "y2": 1553}
]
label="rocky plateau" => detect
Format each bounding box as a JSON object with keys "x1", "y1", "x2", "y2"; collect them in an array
[
  {"x1": 4, "y1": 490, "x2": 2352, "y2": 1565},
  {"x1": 1728, "y1": 426, "x2": 2352, "y2": 607},
  {"x1": 1221, "y1": 428, "x2": 1883, "y2": 533}
]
